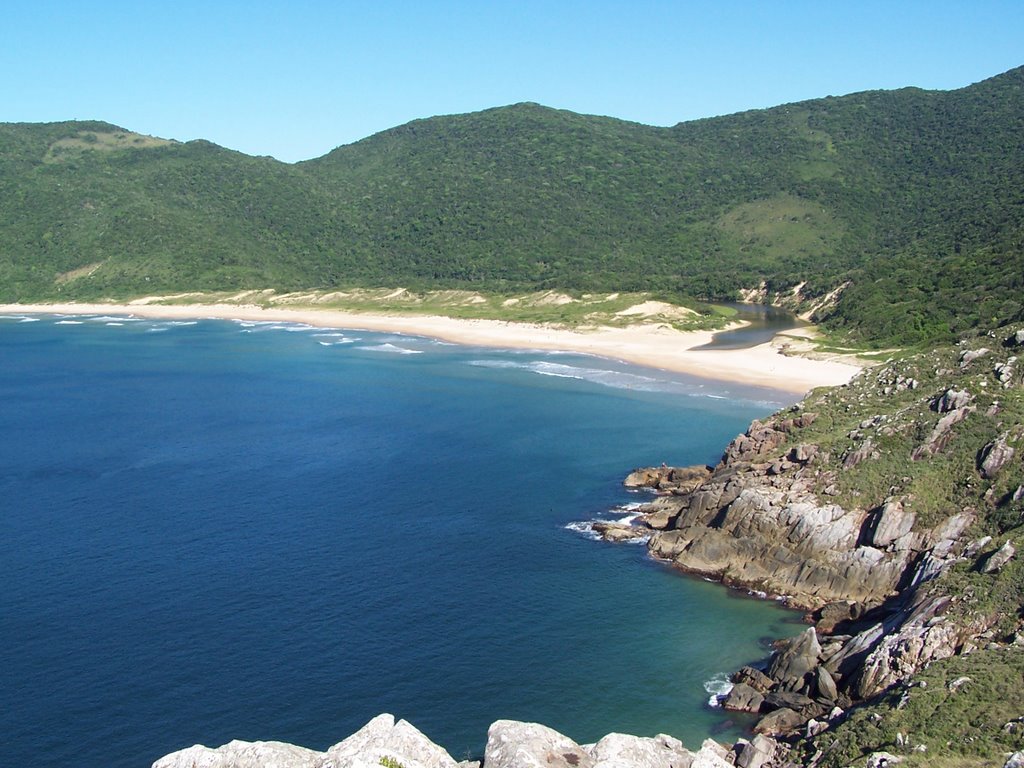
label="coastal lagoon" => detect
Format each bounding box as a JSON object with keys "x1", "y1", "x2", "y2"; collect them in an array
[{"x1": 1, "y1": 315, "x2": 801, "y2": 767}]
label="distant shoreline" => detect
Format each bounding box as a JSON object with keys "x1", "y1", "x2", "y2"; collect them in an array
[{"x1": 0, "y1": 301, "x2": 864, "y2": 394}]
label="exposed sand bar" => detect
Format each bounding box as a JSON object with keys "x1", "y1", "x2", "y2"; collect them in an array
[{"x1": 0, "y1": 302, "x2": 865, "y2": 394}]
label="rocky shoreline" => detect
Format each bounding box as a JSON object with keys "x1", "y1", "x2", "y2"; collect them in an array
[{"x1": 152, "y1": 326, "x2": 1024, "y2": 768}]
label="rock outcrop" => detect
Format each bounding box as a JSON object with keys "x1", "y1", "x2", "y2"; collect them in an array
[{"x1": 154, "y1": 717, "x2": 741, "y2": 768}]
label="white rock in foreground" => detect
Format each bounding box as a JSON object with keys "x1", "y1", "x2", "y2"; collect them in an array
[
  {"x1": 587, "y1": 732, "x2": 696, "y2": 768},
  {"x1": 321, "y1": 713, "x2": 458, "y2": 768},
  {"x1": 152, "y1": 739, "x2": 322, "y2": 768},
  {"x1": 485, "y1": 720, "x2": 595, "y2": 768}
]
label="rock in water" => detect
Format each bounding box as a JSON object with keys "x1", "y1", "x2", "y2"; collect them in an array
[{"x1": 484, "y1": 720, "x2": 594, "y2": 768}]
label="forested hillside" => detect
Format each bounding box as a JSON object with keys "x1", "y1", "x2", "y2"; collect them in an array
[{"x1": 2, "y1": 66, "x2": 1022, "y2": 346}]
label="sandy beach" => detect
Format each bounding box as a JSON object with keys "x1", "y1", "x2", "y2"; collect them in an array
[{"x1": 0, "y1": 301, "x2": 865, "y2": 394}]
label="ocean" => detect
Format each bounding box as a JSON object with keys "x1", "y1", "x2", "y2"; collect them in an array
[{"x1": 0, "y1": 313, "x2": 802, "y2": 767}]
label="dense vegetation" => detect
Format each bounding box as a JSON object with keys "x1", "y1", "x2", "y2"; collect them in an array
[{"x1": 1, "y1": 66, "x2": 1022, "y2": 345}]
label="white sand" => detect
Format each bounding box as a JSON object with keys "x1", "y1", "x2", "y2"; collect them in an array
[{"x1": 0, "y1": 302, "x2": 866, "y2": 394}]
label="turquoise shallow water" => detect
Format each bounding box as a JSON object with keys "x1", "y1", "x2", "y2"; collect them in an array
[{"x1": 0, "y1": 314, "x2": 802, "y2": 767}]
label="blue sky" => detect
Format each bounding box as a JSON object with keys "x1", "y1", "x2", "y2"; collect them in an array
[{"x1": 2, "y1": 1, "x2": 1021, "y2": 162}]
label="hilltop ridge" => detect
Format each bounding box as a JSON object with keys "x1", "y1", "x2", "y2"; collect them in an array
[{"x1": 2, "y1": 65, "x2": 1022, "y2": 346}]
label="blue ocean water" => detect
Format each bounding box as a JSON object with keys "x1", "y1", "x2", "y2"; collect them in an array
[{"x1": 0, "y1": 314, "x2": 802, "y2": 767}]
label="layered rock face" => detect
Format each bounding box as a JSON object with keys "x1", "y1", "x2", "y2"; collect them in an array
[{"x1": 644, "y1": 414, "x2": 973, "y2": 611}]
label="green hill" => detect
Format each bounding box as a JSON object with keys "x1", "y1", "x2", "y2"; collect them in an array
[{"x1": 2, "y1": 66, "x2": 1022, "y2": 346}]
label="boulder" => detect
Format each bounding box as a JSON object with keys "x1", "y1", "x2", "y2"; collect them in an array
[
  {"x1": 979, "y1": 434, "x2": 1016, "y2": 479},
  {"x1": 152, "y1": 740, "x2": 322, "y2": 768},
  {"x1": 868, "y1": 501, "x2": 916, "y2": 549},
  {"x1": 815, "y1": 666, "x2": 839, "y2": 701},
  {"x1": 752, "y1": 708, "x2": 804, "y2": 737},
  {"x1": 734, "y1": 734, "x2": 776, "y2": 768},
  {"x1": 732, "y1": 666, "x2": 774, "y2": 694},
  {"x1": 691, "y1": 740, "x2": 732, "y2": 768},
  {"x1": 843, "y1": 438, "x2": 877, "y2": 469},
  {"x1": 767, "y1": 628, "x2": 821, "y2": 689},
  {"x1": 1005, "y1": 751, "x2": 1024, "y2": 768},
  {"x1": 587, "y1": 732, "x2": 695, "y2": 768},
  {"x1": 322, "y1": 714, "x2": 458, "y2": 768},
  {"x1": 866, "y1": 753, "x2": 903, "y2": 768},
  {"x1": 722, "y1": 683, "x2": 764, "y2": 713},
  {"x1": 959, "y1": 348, "x2": 990, "y2": 368},
  {"x1": 981, "y1": 540, "x2": 1016, "y2": 574},
  {"x1": 484, "y1": 720, "x2": 593, "y2": 768},
  {"x1": 912, "y1": 406, "x2": 974, "y2": 460},
  {"x1": 762, "y1": 690, "x2": 821, "y2": 718},
  {"x1": 592, "y1": 522, "x2": 648, "y2": 542},
  {"x1": 624, "y1": 467, "x2": 666, "y2": 488},
  {"x1": 815, "y1": 601, "x2": 861, "y2": 633},
  {"x1": 934, "y1": 389, "x2": 971, "y2": 413}
]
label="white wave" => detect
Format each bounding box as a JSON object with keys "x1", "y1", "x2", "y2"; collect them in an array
[
  {"x1": 563, "y1": 521, "x2": 603, "y2": 541},
  {"x1": 704, "y1": 674, "x2": 734, "y2": 707},
  {"x1": 55, "y1": 320, "x2": 83, "y2": 325},
  {"x1": 87, "y1": 315, "x2": 142, "y2": 323},
  {"x1": 564, "y1": 502, "x2": 651, "y2": 542},
  {"x1": 469, "y1": 358, "x2": 687, "y2": 394},
  {"x1": 20, "y1": 317, "x2": 40, "y2": 322},
  {"x1": 165, "y1": 320, "x2": 198, "y2": 326},
  {"x1": 358, "y1": 343, "x2": 423, "y2": 355},
  {"x1": 318, "y1": 339, "x2": 355, "y2": 346},
  {"x1": 105, "y1": 322, "x2": 125, "y2": 327},
  {"x1": 312, "y1": 332, "x2": 348, "y2": 338},
  {"x1": 146, "y1": 327, "x2": 169, "y2": 333}
]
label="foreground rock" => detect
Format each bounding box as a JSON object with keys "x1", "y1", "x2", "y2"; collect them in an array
[
  {"x1": 153, "y1": 714, "x2": 459, "y2": 768},
  {"x1": 154, "y1": 717, "x2": 740, "y2": 768}
]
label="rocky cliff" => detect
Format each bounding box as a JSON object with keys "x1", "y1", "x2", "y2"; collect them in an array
[
  {"x1": 618, "y1": 323, "x2": 1024, "y2": 765},
  {"x1": 152, "y1": 326, "x2": 1024, "y2": 768}
]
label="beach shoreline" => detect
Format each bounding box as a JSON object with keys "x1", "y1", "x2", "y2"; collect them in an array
[{"x1": 0, "y1": 301, "x2": 865, "y2": 394}]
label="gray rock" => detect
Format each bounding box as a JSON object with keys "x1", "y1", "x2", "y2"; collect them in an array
[
  {"x1": 687, "y1": 740, "x2": 732, "y2": 768},
  {"x1": 762, "y1": 690, "x2": 821, "y2": 717},
  {"x1": 752, "y1": 707, "x2": 804, "y2": 737},
  {"x1": 592, "y1": 522, "x2": 648, "y2": 542},
  {"x1": 484, "y1": 720, "x2": 594, "y2": 768},
  {"x1": 979, "y1": 434, "x2": 1016, "y2": 479},
  {"x1": 767, "y1": 628, "x2": 821, "y2": 688},
  {"x1": 790, "y1": 443, "x2": 818, "y2": 463},
  {"x1": 912, "y1": 406, "x2": 974, "y2": 460},
  {"x1": 1008, "y1": 330, "x2": 1024, "y2": 348},
  {"x1": 587, "y1": 732, "x2": 695, "y2": 768},
  {"x1": 866, "y1": 752, "x2": 903, "y2": 768},
  {"x1": 1005, "y1": 750, "x2": 1024, "y2": 768},
  {"x1": 734, "y1": 734, "x2": 776, "y2": 768},
  {"x1": 843, "y1": 438, "x2": 877, "y2": 469},
  {"x1": 959, "y1": 348, "x2": 991, "y2": 368},
  {"x1": 732, "y1": 666, "x2": 774, "y2": 694},
  {"x1": 981, "y1": 540, "x2": 1016, "y2": 574},
  {"x1": 722, "y1": 683, "x2": 764, "y2": 713},
  {"x1": 934, "y1": 389, "x2": 971, "y2": 413},
  {"x1": 322, "y1": 713, "x2": 458, "y2": 768},
  {"x1": 995, "y1": 358, "x2": 1018, "y2": 388},
  {"x1": 869, "y1": 501, "x2": 916, "y2": 549},
  {"x1": 152, "y1": 740, "x2": 322, "y2": 768},
  {"x1": 815, "y1": 666, "x2": 839, "y2": 701}
]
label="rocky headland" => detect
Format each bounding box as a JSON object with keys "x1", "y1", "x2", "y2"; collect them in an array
[{"x1": 153, "y1": 326, "x2": 1024, "y2": 768}]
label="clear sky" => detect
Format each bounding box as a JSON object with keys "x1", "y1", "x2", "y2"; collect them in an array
[{"x1": 2, "y1": 0, "x2": 1021, "y2": 163}]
